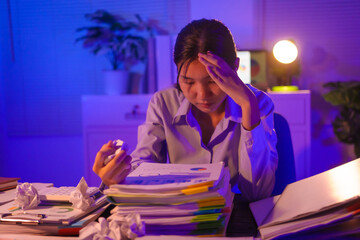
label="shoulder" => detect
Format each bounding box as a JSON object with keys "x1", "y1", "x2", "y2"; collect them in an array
[
  {"x1": 247, "y1": 84, "x2": 274, "y2": 116},
  {"x1": 148, "y1": 85, "x2": 185, "y2": 113}
]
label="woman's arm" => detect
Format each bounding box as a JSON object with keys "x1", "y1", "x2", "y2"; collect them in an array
[
  {"x1": 198, "y1": 52, "x2": 278, "y2": 201},
  {"x1": 237, "y1": 91, "x2": 278, "y2": 201},
  {"x1": 130, "y1": 93, "x2": 168, "y2": 169},
  {"x1": 198, "y1": 51, "x2": 260, "y2": 130}
]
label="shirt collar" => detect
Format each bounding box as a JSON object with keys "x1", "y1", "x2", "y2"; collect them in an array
[{"x1": 172, "y1": 96, "x2": 191, "y2": 124}]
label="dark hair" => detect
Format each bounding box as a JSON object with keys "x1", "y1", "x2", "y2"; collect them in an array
[{"x1": 174, "y1": 19, "x2": 237, "y2": 90}]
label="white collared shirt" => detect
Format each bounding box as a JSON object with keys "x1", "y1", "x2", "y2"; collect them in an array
[{"x1": 131, "y1": 85, "x2": 278, "y2": 201}]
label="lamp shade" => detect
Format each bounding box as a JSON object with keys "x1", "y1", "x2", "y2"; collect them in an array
[{"x1": 273, "y1": 40, "x2": 298, "y2": 64}]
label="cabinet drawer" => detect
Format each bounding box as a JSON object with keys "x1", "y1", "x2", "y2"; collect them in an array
[{"x1": 82, "y1": 94, "x2": 153, "y2": 126}]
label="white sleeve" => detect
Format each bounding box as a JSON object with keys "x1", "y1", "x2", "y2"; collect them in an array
[
  {"x1": 130, "y1": 94, "x2": 168, "y2": 169},
  {"x1": 237, "y1": 94, "x2": 278, "y2": 202}
]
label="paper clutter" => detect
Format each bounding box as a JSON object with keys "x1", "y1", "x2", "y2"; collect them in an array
[
  {"x1": 14, "y1": 182, "x2": 40, "y2": 210},
  {"x1": 109, "y1": 212, "x2": 145, "y2": 239},
  {"x1": 104, "y1": 162, "x2": 233, "y2": 236},
  {"x1": 79, "y1": 217, "x2": 119, "y2": 240},
  {"x1": 80, "y1": 213, "x2": 144, "y2": 240},
  {"x1": 69, "y1": 177, "x2": 95, "y2": 211}
]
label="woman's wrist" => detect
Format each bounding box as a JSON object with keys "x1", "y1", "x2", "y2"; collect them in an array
[
  {"x1": 241, "y1": 102, "x2": 260, "y2": 130},
  {"x1": 233, "y1": 92, "x2": 260, "y2": 130}
]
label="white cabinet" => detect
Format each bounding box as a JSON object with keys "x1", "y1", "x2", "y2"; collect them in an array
[
  {"x1": 268, "y1": 90, "x2": 311, "y2": 180},
  {"x1": 82, "y1": 91, "x2": 311, "y2": 186}
]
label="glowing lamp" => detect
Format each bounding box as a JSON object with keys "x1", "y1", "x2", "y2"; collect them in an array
[
  {"x1": 273, "y1": 40, "x2": 298, "y2": 64},
  {"x1": 271, "y1": 39, "x2": 300, "y2": 91}
]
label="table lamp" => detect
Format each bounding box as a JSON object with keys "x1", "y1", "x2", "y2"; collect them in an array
[{"x1": 271, "y1": 40, "x2": 299, "y2": 92}]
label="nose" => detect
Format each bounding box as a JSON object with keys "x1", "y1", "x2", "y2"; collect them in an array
[{"x1": 196, "y1": 83, "x2": 212, "y2": 99}]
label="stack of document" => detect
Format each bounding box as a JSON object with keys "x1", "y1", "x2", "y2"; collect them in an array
[
  {"x1": 250, "y1": 158, "x2": 360, "y2": 240},
  {"x1": 0, "y1": 203, "x2": 108, "y2": 236},
  {"x1": 0, "y1": 184, "x2": 109, "y2": 236},
  {"x1": 104, "y1": 162, "x2": 234, "y2": 237}
]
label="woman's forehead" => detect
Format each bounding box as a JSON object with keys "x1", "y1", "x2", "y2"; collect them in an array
[
  {"x1": 179, "y1": 60, "x2": 211, "y2": 81},
  {"x1": 179, "y1": 59, "x2": 202, "y2": 74}
]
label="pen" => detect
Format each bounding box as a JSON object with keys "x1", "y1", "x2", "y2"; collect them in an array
[{"x1": 1, "y1": 212, "x2": 46, "y2": 225}]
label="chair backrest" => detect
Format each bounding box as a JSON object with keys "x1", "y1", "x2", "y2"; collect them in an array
[{"x1": 272, "y1": 113, "x2": 296, "y2": 195}]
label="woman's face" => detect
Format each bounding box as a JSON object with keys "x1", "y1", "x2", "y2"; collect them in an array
[{"x1": 178, "y1": 60, "x2": 227, "y2": 114}]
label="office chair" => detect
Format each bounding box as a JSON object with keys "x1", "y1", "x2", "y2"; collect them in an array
[
  {"x1": 272, "y1": 112, "x2": 296, "y2": 196},
  {"x1": 230, "y1": 112, "x2": 296, "y2": 196}
]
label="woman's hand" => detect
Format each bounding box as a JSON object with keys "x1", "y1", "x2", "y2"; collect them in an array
[
  {"x1": 93, "y1": 140, "x2": 132, "y2": 186},
  {"x1": 198, "y1": 51, "x2": 261, "y2": 130}
]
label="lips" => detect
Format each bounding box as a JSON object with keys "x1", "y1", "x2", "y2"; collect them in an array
[{"x1": 198, "y1": 102, "x2": 213, "y2": 108}]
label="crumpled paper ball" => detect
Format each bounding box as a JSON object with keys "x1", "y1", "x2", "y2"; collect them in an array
[
  {"x1": 14, "y1": 182, "x2": 40, "y2": 210},
  {"x1": 109, "y1": 212, "x2": 145, "y2": 240},
  {"x1": 80, "y1": 217, "x2": 120, "y2": 240},
  {"x1": 69, "y1": 177, "x2": 95, "y2": 211},
  {"x1": 80, "y1": 212, "x2": 145, "y2": 240}
]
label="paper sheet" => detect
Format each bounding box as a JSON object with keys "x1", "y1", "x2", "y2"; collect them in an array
[{"x1": 110, "y1": 162, "x2": 224, "y2": 192}]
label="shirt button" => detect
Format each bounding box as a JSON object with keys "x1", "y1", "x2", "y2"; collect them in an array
[{"x1": 246, "y1": 139, "x2": 253, "y2": 147}]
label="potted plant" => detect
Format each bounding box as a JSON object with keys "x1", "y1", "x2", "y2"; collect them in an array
[
  {"x1": 76, "y1": 10, "x2": 165, "y2": 94},
  {"x1": 323, "y1": 80, "x2": 360, "y2": 158}
]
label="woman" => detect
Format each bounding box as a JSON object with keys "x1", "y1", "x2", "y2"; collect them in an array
[{"x1": 93, "y1": 19, "x2": 278, "y2": 201}]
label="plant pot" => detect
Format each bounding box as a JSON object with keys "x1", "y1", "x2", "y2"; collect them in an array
[{"x1": 103, "y1": 70, "x2": 129, "y2": 95}]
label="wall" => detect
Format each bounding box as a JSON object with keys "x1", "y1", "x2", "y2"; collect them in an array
[
  {"x1": 0, "y1": 0, "x2": 11, "y2": 173},
  {"x1": 262, "y1": 0, "x2": 359, "y2": 174},
  {"x1": 189, "y1": 0, "x2": 262, "y2": 49}
]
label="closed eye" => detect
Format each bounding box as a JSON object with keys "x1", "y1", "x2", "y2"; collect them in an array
[
  {"x1": 184, "y1": 81, "x2": 194, "y2": 85},
  {"x1": 180, "y1": 76, "x2": 195, "y2": 85}
]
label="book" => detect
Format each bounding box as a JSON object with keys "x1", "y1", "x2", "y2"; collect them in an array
[
  {"x1": 0, "y1": 177, "x2": 20, "y2": 191},
  {"x1": 250, "y1": 158, "x2": 360, "y2": 239}
]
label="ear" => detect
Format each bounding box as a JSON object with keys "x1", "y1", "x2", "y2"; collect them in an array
[{"x1": 234, "y1": 57, "x2": 240, "y2": 71}]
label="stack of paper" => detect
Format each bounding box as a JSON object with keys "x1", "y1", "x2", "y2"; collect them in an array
[
  {"x1": 0, "y1": 203, "x2": 108, "y2": 236},
  {"x1": 250, "y1": 158, "x2": 360, "y2": 240},
  {"x1": 0, "y1": 185, "x2": 109, "y2": 236},
  {"x1": 104, "y1": 162, "x2": 234, "y2": 237}
]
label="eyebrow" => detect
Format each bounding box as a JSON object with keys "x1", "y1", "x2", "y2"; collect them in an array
[
  {"x1": 180, "y1": 75, "x2": 194, "y2": 80},
  {"x1": 180, "y1": 75, "x2": 212, "y2": 81}
]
